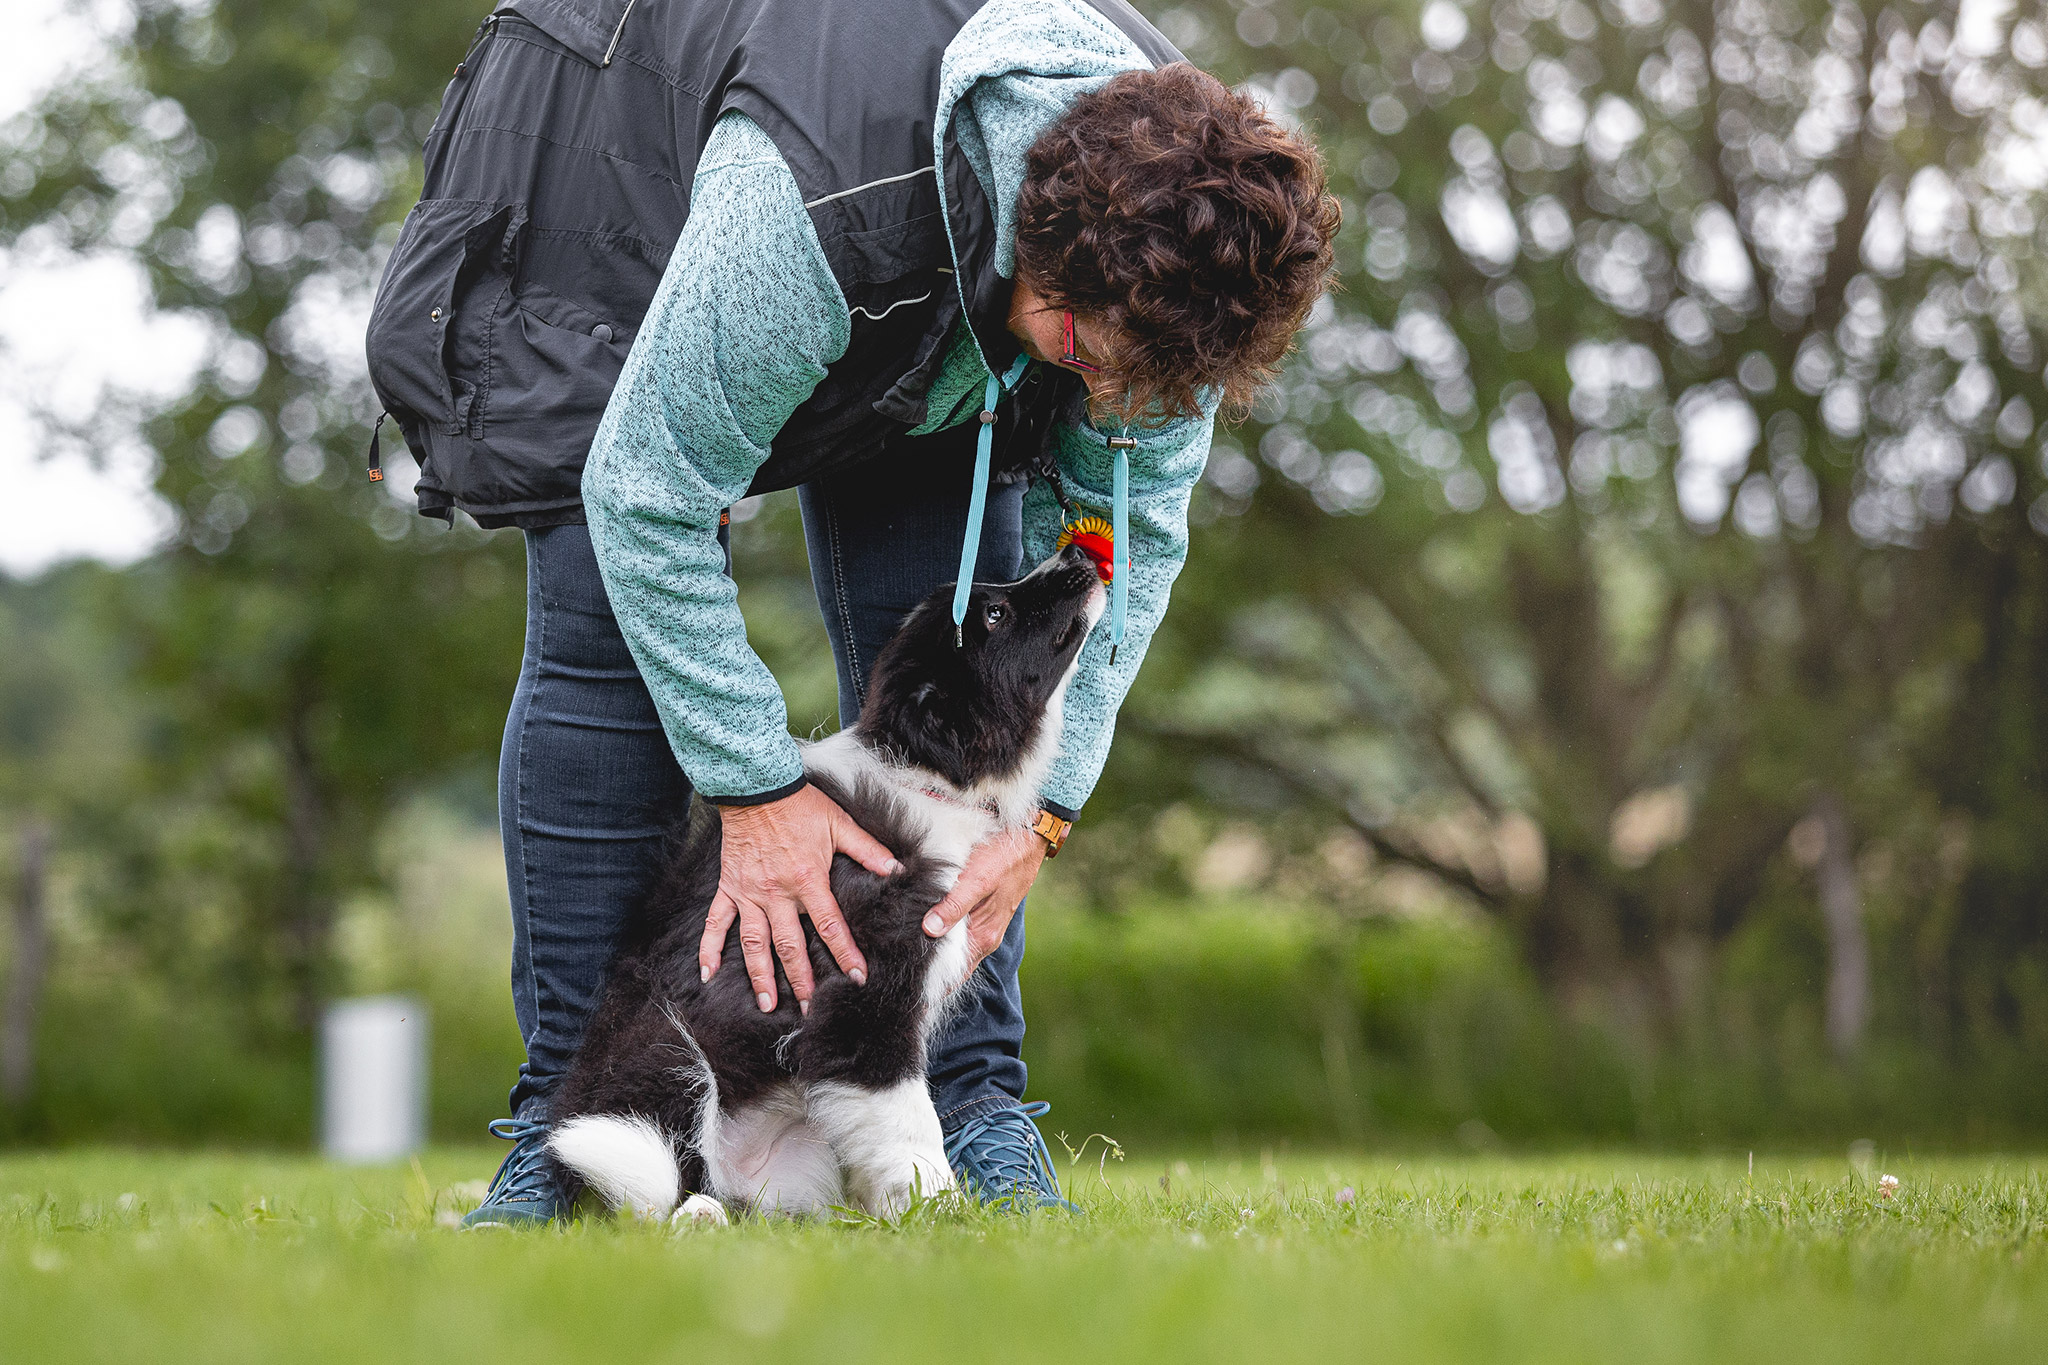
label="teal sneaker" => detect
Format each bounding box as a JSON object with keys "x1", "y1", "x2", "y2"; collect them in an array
[
  {"x1": 460, "y1": 1118, "x2": 572, "y2": 1229},
  {"x1": 943, "y1": 1101, "x2": 1076, "y2": 1211}
]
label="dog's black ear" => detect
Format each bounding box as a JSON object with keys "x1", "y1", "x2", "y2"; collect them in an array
[{"x1": 867, "y1": 670, "x2": 975, "y2": 786}]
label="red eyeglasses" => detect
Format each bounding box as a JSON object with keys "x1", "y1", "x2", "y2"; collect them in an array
[{"x1": 1060, "y1": 311, "x2": 1103, "y2": 374}]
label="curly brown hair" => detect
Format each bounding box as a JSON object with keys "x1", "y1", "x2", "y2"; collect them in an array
[{"x1": 1013, "y1": 64, "x2": 1342, "y2": 423}]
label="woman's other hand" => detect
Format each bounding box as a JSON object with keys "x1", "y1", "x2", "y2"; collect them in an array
[{"x1": 921, "y1": 825, "x2": 1049, "y2": 973}]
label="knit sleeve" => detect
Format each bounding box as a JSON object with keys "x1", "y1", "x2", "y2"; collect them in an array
[{"x1": 582, "y1": 113, "x2": 851, "y2": 802}]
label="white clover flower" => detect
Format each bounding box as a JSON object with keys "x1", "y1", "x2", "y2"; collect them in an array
[{"x1": 1878, "y1": 1174, "x2": 1901, "y2": 1200}]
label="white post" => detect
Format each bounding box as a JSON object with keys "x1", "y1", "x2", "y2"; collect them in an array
[{"x1": 321, "y1": 995, "x2": 428, "y2": 1163}]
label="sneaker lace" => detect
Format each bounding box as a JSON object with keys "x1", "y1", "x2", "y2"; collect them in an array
[
  {"x1": 482, "y1": 1117, "x2": 556, "y2": 1204},
  {"x1": 943, "y1": 1101, "x2": 1064, "y2": 1204}
]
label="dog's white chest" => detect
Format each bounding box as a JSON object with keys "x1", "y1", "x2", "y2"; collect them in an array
[{"x1": 915, "y1": 804, "x2": 993, "y2": 887}]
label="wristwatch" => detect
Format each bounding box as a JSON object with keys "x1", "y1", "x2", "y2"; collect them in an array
[{"x1": 1029, "y1": 808, "x2": 1073, "y2": 858}]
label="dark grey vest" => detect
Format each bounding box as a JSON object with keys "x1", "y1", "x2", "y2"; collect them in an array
[{"x1": 363, "y1": 0, "x2": 1179, "y2": 527}]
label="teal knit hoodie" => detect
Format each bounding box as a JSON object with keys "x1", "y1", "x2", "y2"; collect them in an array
[{"x1": 582, "y1": 0, "x2": 1217, "y2": 815}]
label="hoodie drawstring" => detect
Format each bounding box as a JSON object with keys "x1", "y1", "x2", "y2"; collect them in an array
[
  {"x1": 954, "y1": 353, "x2": 1034, "y2": 647},
  {"x1": 1107, "y1": 433, "x2": 1133, "y2": 665},
  {"x1": 951, "y1": 357, "x2": 1135, "y2": 666}
]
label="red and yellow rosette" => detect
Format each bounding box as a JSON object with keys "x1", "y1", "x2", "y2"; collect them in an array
[{"x1": 1056, "y1": 515, "x2": 1116, "y2": 583}]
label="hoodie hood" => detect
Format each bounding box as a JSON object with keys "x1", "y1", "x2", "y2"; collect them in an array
[{"x1": 932, "y1": 0, "x2": 1168, "y2": 377}]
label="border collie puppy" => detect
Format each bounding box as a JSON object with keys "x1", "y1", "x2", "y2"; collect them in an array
[{"x1": 544, "y1": 544, "x2": 1105, "y2": 1220}]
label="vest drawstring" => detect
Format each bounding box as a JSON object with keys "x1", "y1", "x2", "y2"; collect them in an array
[{"x1": 953, "y1": 353, "x2": 1034, "y2": 647}]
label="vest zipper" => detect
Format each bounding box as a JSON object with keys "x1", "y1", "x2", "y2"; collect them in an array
[{"x1": 452, "y1": 13, "x2": 497, "y2": 79}]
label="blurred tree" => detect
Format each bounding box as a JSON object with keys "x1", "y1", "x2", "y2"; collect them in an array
[
  {"x1": 5, "y1": 0, "x2": 2046, "y2": 1069},
  {"x1": 0, "y1": 567, "x2": 142, "y2": 1101},
  {"x1": 1091, "y1": 0, "x2": 2048, "y2": 1044},
  {"x1": 0, "y1": 0, "x2": 525, "y2": 1029}
]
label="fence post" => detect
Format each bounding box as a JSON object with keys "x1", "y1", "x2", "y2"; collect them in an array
[{"x1": 321, "y1": 995, "x2": 428, "y2": 1163}]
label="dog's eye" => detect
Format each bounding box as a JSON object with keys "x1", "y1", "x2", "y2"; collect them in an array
[{"x1": 984, "y1": 603, "x2": 1007, "y2": 627}]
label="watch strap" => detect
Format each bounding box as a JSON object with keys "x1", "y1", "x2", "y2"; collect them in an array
[{"x1": 1030, "y1": 808, "x2": 1073, "y2": 857}]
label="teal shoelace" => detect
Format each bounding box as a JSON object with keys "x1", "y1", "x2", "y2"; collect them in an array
[
  {"x1": 943, "y1": 1101, "x2": 1067, "y2": 1206},
  {"x1": 479, "y1": 1117, "x2": 558, "y2": 1205}
]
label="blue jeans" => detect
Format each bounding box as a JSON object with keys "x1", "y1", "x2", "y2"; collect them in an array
[{"x1": 501, "y1": 424, "x2": 1030, "y2": 1134}]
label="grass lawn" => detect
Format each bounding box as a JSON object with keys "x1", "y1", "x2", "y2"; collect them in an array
[{"x1": 3, "y1": 1146, "x2": 2044, "y2": 1363}]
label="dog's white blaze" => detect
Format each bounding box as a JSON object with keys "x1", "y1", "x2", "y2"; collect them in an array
[
  {"x1": 806, "y1": 1078, "x2": 954, "y2": 1218},
  {"x1": 548, "y1": 1114, "x2": 679, "y2": 1217},
  {"x1": 704, "y1": 1082, "x2": 844, "y2": 1216},
  {"x1": 951, "y1": 560, "x2": 1104, "y2": 828}
]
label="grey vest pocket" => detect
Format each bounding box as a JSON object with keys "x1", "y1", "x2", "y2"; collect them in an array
[
  {"x1": 365, "y1": 197, "x2": 524, "y2": 446},
  {"x1": 368, "y1": 198, "x2": 639, "y2": 499}
]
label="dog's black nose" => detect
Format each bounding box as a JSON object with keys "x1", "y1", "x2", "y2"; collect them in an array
[
  {"x1": 1052, "y1": 541, "x2": 1110, "y2": 593},
  {"x1": 1056, "y1": 540, "x2": 1105, "y2": 581}
]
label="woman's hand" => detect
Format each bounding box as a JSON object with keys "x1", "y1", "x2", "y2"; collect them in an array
[
  {"x1": 702, "y1": 786, "x2": 901, "y2": 1013},
  {"x1": 921, "y1": 825, "x2": 1049, "y2": 971}
]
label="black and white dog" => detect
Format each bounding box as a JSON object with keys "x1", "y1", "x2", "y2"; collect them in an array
[{"x1": 543, "y1": 544, "x2": 1105, "y2": 1220}]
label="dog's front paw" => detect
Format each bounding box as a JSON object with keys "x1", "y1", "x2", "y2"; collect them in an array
[
  {"x1": 861, "y1": 1154, "x2": 956, "y2": 1219},
  {"x1": 670, "y1": 1192, "x2": 731, "y2": 1229}
]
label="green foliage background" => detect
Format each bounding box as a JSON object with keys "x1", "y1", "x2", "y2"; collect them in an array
[{"x1": 4, "y1": 0, "x2": 2048, "y2": 1147}]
